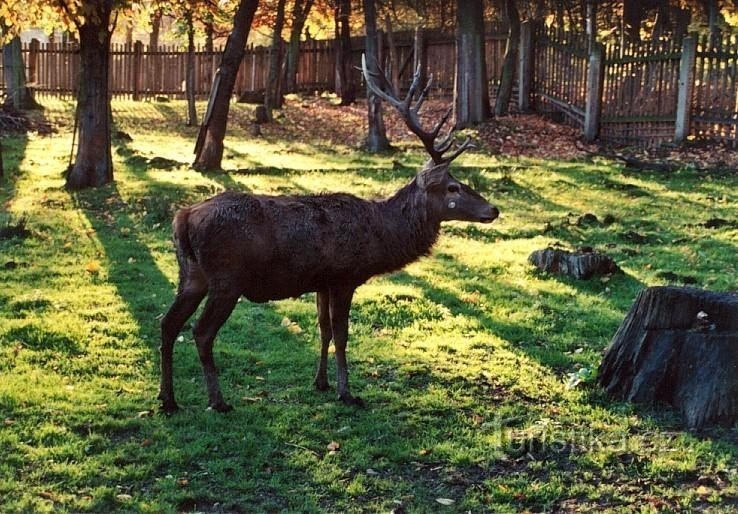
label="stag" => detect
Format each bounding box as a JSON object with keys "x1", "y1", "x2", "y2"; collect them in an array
[{"x1": 158, "y1": 57, "x2": 499, "y2": 413}]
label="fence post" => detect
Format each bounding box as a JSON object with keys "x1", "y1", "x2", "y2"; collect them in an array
[
  {"x1": 517, "y1": 20, "x2": 533, "y2": 112},
  {"x1": 133, "y1": 40, "x2": 143, "y2": 101},
  {"x1": 674, "y1": 35, "x2": 697, "y2": 143},
  {"x1": 584, "y1": 42, "x2": 604, "y2": 142},
  {"x1": 28, "y1": 38, "x2": 40, "y2": 85}
]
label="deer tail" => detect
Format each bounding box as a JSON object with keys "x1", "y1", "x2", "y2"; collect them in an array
[{"x1": 172, "y1": 208, "x2": 195, "y2": 263}]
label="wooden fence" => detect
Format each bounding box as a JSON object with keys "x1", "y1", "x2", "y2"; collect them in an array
[
  {"x1": 531, "y1": 26, "x2": 738, "y2": 147},
  {"x1": 3, "y1": 30, "x2": 509, "y2": 100},
  {"x1": 1, "y1": 27, "x2": 737, "y2": 147}
]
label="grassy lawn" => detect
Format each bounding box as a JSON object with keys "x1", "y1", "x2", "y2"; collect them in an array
[{"x1": 1, "y1": 98, "x2": 737, "y2": 513}]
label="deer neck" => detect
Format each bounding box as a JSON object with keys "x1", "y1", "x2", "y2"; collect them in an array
[{"x1": 378, "y1": 180, "x2": 442, "y2": 268}]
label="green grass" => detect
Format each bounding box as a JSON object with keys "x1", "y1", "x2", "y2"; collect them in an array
[{"x1": 1, "y1": 98, "x2": 737, "y2": 513}]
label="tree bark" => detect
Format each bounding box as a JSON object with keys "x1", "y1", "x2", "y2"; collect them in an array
[
  {"x1": 265, "y1": 0, "x2": 287, "y2": 120},
  {"x1": 599, "y1": 287, "x2": 738, "y2": 429},
  {"x1": 185, "y1": 9, "x2": 198, "y2": 126},
  {"x1": 149, "y1": 8, "x2": 162, "y2": 50},
  {"x1": 65, "y1": 1, "x2": 114, "y2": 190},
  {"x1": 2, "y1": 36, "x2": 40, "y2": 110},
  {"x1": 334, "y1": 0, "x2": 355, "y2": 105},
  {"x1": 363, "y1": 0, "x2": 390, "y2": 152},
  {"x1": 494, "y1": 0, "x2": 519, "y2": 117},
  {"x1": 285, "y1": 0, "x2": 315, "y2": 93},
  {"x1": 455, "y1": 0, "x2": 490, "y2": 126},
  {"x1": 193, "y1": 0, "x2": 260, "y2": 171}
]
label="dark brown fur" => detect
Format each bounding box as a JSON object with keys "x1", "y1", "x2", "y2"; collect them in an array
[{"x1": 158, "y1": 163, "x2": 498, "y2": 412}]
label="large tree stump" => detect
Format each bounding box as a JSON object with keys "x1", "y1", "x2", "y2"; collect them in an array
[
  {"x1": 528, "y1": 247, "x2": 619, "y2": 279},
  {"x1": 599, "y1": 286, "x2": 738, "y2": 429}
]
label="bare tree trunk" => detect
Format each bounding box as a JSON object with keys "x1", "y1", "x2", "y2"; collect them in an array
[
  {"x1": 186, "y1": 9, "x2": 198, "y2": 126},
  {"x1": 65, "y1": 1, "x2": 114, "y2": 190},
  {"x1": 149, "y1": 8, "x2": 161, "y2": 49},
  {"x1": 193, "y1": 0, "x2": 260, "y2": 171},
  {"x1": 455, "y1": 0, "x2": 490, "y2": 126},
  {"x1": 363, "y1": 0, "x2": 391, "y2": 152},
  {"x1": 703, "y1": 0, "x2": 723, "y2": 45},
  {"x1": 384, "y1": 17, "x2": 400, "y2": 92},
  {"x1": 265, "y1": 0, "x2": 287, "y2": 120},
  {"x1": 2, "y1": 36, "x2": 40, "y2": 110},
  {"x1": 334, "y1": 0, "x2": 355, "y2": 105},
  {"x1": 285, "y1": 0, "x2": 315, "y2": 93},
  {"x1": 494, "y1": 0, "x2": 519, "y2": 117}
]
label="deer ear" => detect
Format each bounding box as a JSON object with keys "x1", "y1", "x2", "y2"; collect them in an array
[{"x1": 417, "y1": 163, "x2": 448, "y2": 190}]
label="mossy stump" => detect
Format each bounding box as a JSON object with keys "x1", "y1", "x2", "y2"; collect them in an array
[
  {"x1": 528, "y1": 247, "x2": 618, "y2": 279},
  {"x1": 599, "y1": 286, "x2": 738, "y2": 429}
]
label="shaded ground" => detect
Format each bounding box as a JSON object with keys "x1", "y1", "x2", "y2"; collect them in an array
[{"x1": 251, "y1": 95, "x2": 738, "y2": 172}]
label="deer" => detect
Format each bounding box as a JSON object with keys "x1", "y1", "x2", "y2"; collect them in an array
[{"x1": 158, "y1": 56, "x2": 499, "y2": 413}]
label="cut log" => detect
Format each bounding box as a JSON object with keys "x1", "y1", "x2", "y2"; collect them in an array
[
  {"x1": 528, "y1": 247, "x2": 619, "y2": 279},
  {"x1": 599, "y1": 286, "x2": 738, "y2": 429}
]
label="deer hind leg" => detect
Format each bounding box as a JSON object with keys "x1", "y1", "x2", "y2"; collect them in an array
[
  {"x1": 159, "y1": 268, "x2": 207, "y2": 413},
  {"x1": 192, "y1": 292, "x2": 240, "y2": 412},
  {"x1": 329, "y1": 287, "x2": 364, "y2": 407},
  {"x1": 314, "y1": 290, "x2": 332, "y2": 391}
]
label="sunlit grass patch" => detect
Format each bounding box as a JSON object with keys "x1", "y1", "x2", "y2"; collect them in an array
[{"x1": 0, "y1": 98, "x2": 737, "y2": 512}]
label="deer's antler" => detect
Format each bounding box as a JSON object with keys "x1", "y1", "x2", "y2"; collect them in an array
[{"x1": 361, "y1": 54, "x2": 472, "y2": 165}]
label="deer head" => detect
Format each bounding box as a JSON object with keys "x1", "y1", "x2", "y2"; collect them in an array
[{"x1": 362, "y1": 55, "x2": 498, "y2": 224}]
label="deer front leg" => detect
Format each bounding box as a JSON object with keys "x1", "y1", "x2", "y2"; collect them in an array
[
  {"x1": 192, "y1": 293, "x2": 239, "y2": 412},
  {"x1": 329, "y1": 287, "x2": 364, "y2": 408},
  {"x1": 314, "y1": 290, "x2": 331, "y2": 391}
]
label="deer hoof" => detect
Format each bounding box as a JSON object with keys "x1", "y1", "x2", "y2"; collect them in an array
[
  {"x1": 339, "y1": 393, "x2": 366, "y2": 409},
  {"x1": 207, "y1": 401, "x2": 233, "y2": 413}
]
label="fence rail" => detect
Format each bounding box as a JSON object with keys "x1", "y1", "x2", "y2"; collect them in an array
[{"x1": 1, "y1": 27, "x2": 737, "y2": 148}]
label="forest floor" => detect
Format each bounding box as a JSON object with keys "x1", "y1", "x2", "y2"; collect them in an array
[{"x1": 0, "y1": 96, "x2": 737, "y2": 513}]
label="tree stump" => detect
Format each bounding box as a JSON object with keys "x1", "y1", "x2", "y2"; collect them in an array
[
  {"x1": 599, "y1": 286, "x2": 738, "y2": 429},
  {"x1": 528, "y1": 247, "x2": 618, "y2": 279}
]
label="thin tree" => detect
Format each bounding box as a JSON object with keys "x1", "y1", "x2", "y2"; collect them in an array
[
  {"x1": 363, "y1": 0, "x2": 390, "y2": 152},
  {"x1": 334, "y1": 0, "x2": 355, "y2": 105},
  {"x1": 284, "y1": 0, "x2": 316, "y2": 93},
  {"x1": 494, "y1": 0, "x2": 518, "y2": 117},
  {"x1": 193, "y1": 0, "x2": 260, "y2": 171},
  {"x1": 264, "y1": 0, "x2": 287, "y2": 120},
  {"x1": 455, "y1": 0, "x2": 490, "y2": 126}
]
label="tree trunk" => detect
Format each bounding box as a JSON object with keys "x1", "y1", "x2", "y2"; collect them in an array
[
  {"x1": 704, "y1": 0, "x2": 723, "y2": 46},
  {"x1": 193, "y1": 0, "x2": 259, "y2": 171},
  {"x1": 334, "y1": 0, "x2": 355, "y2": 105},
  {"x1": 455, "y1": 0, "x2": 490, "y2": 127},
  {"x1": 494, "y1": 0, "x2": 519, "y2": 117},
  {"x1": 285, "y1": 0, "x2": 315, "y2": 93},
  {"x1": 149, "y1": 8, "x2": 161, "y2": 49},
  {"x1": 2, "y1": 36, "x2": 40, "y2": 110},
  {"x1": 65, "y1": 2, "x2": 114, "y2": 190},
  {"x1": 599, "y1": 286, "x2": 738, "y2": 430},
  {"x1": 585, "y1": 0, "x2": 597, "y2": 52},
  {"x1": 186, "y1": 10, "x2": 198, "y2": 126},
  {"x1": 623, "y1": 0, "x2": 644, "y2": 43},
  {"x1": 363, "y1": 0, "x2": 390, "y2": 152},
  {"x1": 384, "y1": 17, "x2": 400, "y2": 92},
  {"x1": 265, "y1": 0, "x2": 287, "y2": 121}
]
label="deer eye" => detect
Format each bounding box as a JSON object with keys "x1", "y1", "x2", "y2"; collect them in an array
[{"x1": 447, "y1": 184, "x2": 460, "y2": 194}]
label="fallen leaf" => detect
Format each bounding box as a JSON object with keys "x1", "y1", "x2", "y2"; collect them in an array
[
  {"x1": 435, "y1": 498, "x2": 455, "y2": 505},
  {"x1": 116, "y1": 494, "x2": 132, "y2": 501},
  {"x1": 84, "y1": 260, "x2": 101, "y2": 274},
  {"x1": 327, "y1": 441, "x2": 340, "y2": 451}
]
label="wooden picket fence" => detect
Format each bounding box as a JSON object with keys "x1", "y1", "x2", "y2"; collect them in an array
[
  {"x1": 5, "y1": 28, "x2": 509, "y2": 100},
  {"x1": 1, "y1": 26, "x2": 736, "y2": 147}
]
